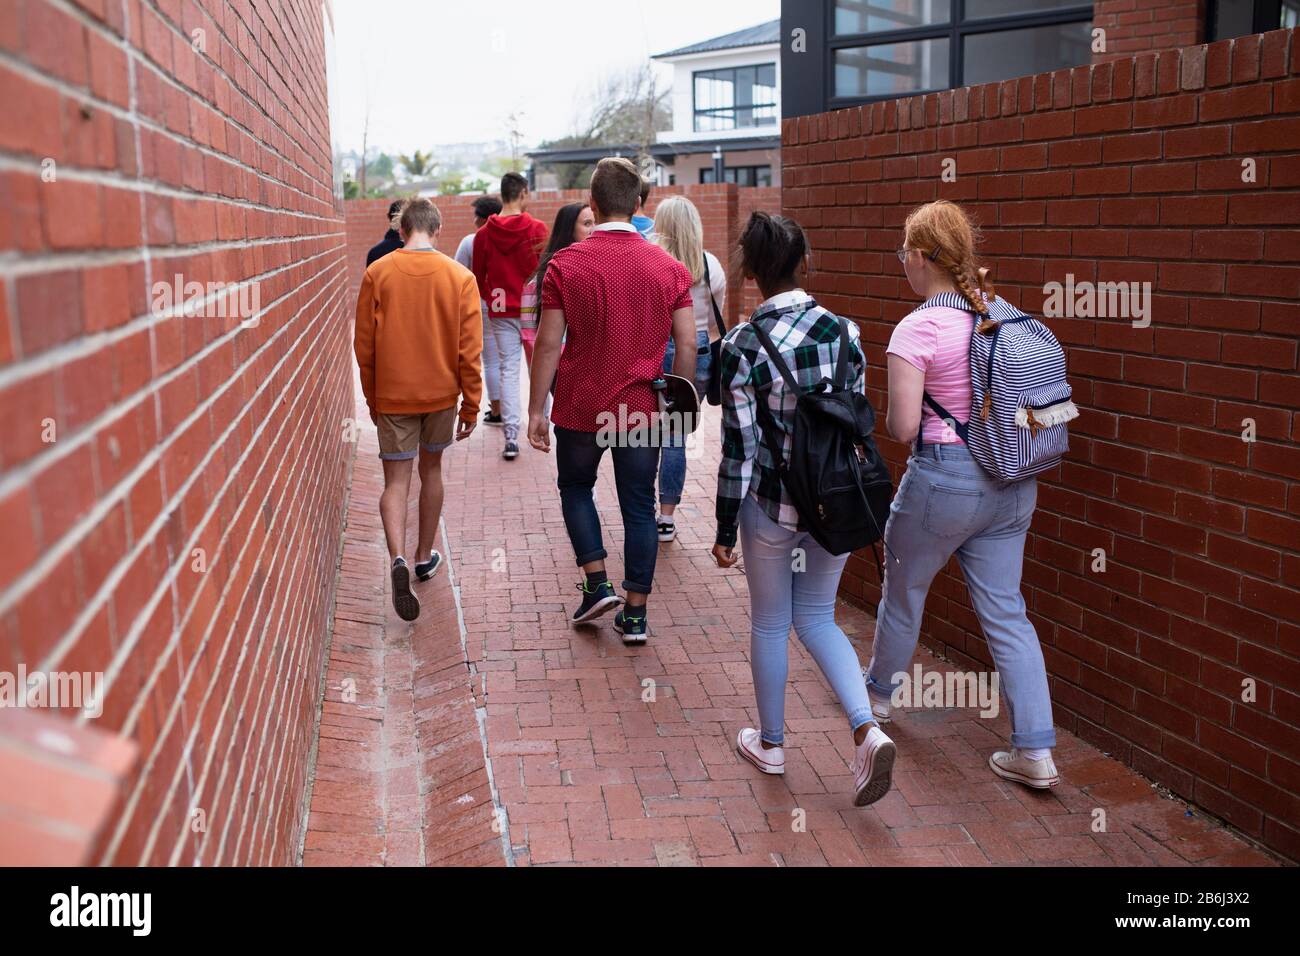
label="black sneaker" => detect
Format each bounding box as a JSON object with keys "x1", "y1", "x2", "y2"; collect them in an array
[
  {"x1": 484, "y1": 413, "x2": 504, "y2": 427},
  {"x1": 415, "y1": 551, "x2": 443, "y2": 582},
  {"x1": 391, "y1": 558, "x2": 420, "y2": 621},
  {"x1": 613, "y1": 609, "x2": 648, "y2": 645},
  {"x1": 503, "y1": 442, "x2": 519, "y2": 460},
  {"x1": 571, "y1": 579, "x2": 622, "y2": 624}
]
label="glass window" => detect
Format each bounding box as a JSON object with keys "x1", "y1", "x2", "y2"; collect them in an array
[
  {"x1": 963, "y1": 20, "x2": 1092, "y2": 87},
  {"x1": 700, "y1": 166, "x2": 773, "y2": 187},
  {"x1": 965, "y1": 0, "x2": 1086, "y2": 18},
  {"x1": 693, "y1": 64, "x2": 778, "y2": 132},
  {"x1": 835, "y1": 38, "x2": 950, "y2": 99},
  {"x1": 1208, "y1": 0, "x2": 1300, "y2": 39},
  {"x1": 834, "y1": 0, "x2": 951, "y2": 35}
]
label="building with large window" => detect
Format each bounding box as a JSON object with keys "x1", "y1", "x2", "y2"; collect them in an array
[
  {"x1": 783, "y1": 0, "x2": 1299, "y2": 116},
  {"x1": 526, "y1": 19, "x2": 784, "y2": 188},
  {"x1": 651, "y1": 19, "x2": 783, "y2": 186}
]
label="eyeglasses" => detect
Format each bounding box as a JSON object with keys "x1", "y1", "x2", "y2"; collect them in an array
[{"x1": 895, "y1": 247, "x2": 911, "y2": 264}]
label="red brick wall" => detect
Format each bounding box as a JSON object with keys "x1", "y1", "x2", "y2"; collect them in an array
[
  {"x1": 1094, "y1": 0, "x2": 1206, "y2": 59},
  {"x1": 345, "y1": 184, "x2": 781, "y2": 326},
  {"x1": 0, "y1": 0, "x2": 351, "y2": 864},
  {"x1": 783, "y1": 28, "x2": 1300, "y2": 860}
]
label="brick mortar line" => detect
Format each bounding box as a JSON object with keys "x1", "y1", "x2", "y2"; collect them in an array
[
  {"x1": 34, "y1": 0, "x2": 337, "y2": 202},
  {"x1": 0, "y1": 240, "x2": 345, "y2": 491},
  {"x1": 143, "y1": 343, "x2": 349, "y2": 866},
  {"x1": 75, "y1": 267, "x2": 344, "y2": 744},
  {"x1": 199, "y1": 346, "x2": 349, "y2": 865},
  {"x1": 0, "y1": 52, "x2": 331, "y2": 218},
  {"x1": 439, "y1": 518, "x2": 514, "y2": 866},
  {"x1": 781, "y1": 34, "x2": 1297, "y2": 141},
  {"x1": 0, "y1": 234, "x2": 346, "y2": 393},
  {"x1": 224, "y1": 371, "x2": 351, "y2": 866},
  {"x1": 96, "y1": 297, "x2": 348, "y2": 862},
  {"x1": 0, "y1": 253, "x2": 346, "y2": 625},
  {"x1": 0, "y1": 154, "x2": 342, "y2": 245}
]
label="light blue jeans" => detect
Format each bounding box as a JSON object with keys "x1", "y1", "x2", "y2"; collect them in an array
[
  {"x1": 657, "y1": 330, "x2": 711, "y2": 506},
  {"x1": 739, "y1": 496, "x2": 876, "y2": 746},
  {"x1": 866, "y1": 442, "x2": 1056, "y2": 750}
]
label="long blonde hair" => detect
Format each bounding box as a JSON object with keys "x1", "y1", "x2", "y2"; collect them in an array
[
  {"x1": 652, "y1": 195, "x2": 706, "y2": 285},
  {"x1": 903, "y1": 200, "x2": 995, "y2": 323}
]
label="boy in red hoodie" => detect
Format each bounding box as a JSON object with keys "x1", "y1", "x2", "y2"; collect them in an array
[{"x1": 472, "y1": 172, "x2": 549, "y2": 461}]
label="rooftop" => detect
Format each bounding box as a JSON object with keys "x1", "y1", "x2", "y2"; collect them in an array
[{"x1": 652, "y1": 18, "x2": 780, "y2": 59}]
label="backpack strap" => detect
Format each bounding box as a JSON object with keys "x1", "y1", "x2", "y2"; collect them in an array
[
  {"x1": 749, "y1": 319, "x2": 802, "y2": 396},
  {"x1": 749, "y1": 320, "x2": 800, "y2": 473},
  {"x1": 920, "y1": 392, "x2": 970, "y2": 449},
  {"x1": 702, "y1": 254, "x2": 727, "y2": 341},
  {"x1": 833, "y1": 316, "x2": 851, "y2": 389}
]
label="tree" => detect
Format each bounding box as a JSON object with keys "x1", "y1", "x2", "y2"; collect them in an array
[
  {"x1": 505, "y1": 111, "x2": 526, "y2": 168},
  {"x1": 370, "y1": 153, "x2": 394, "y2": 181},
  {"x1": 534, "y1": 65, "x2": 671, "y2": 189},
  {"x1": 398, "y1": 149, "x2": 436, "y2": 183},
  {"x1": 435, "y1": 172, "x2": 468, "y2": 195}
]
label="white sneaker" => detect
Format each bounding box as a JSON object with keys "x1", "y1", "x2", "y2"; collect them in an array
[
  {"x1": 736, "y1": 727, "x2": 784, "y2": 775},
  {"x1": 850, "y1": 725, "x2": 896, "y2": 807},
  {"x1": 656, "y1": 516, "x2": 676, "y2": 543},
  {"x1": 989, "y1": 749, "x2": 1059, "y2": 789},
  {"x1": 868, "y1": 688, "x2": 892, "y2": 724}
]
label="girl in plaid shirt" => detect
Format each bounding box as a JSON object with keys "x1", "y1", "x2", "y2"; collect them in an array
[{"x1": 712, "y1": 212, "x2": 895, "y2": 807}]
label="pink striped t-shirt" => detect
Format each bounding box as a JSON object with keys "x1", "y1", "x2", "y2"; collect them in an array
[{"x1": 887, "y1": 306, "x2": 974, "y2": 444}]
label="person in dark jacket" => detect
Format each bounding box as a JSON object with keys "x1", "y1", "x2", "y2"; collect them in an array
[{"x1": 366, "y1": 200, "x2": 406, "y2": 266}]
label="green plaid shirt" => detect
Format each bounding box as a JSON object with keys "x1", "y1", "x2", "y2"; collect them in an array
[{"x1": 715, "y1": 290, "x2": 866, "y2": 548}]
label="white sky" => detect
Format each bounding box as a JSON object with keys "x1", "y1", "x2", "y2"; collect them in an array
[{"x1": 330, "y1": 0, "x2": 779, "y2": 155}]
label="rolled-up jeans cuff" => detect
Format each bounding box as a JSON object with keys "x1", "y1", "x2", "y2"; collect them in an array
[
  {"x1": 575, "y1": 547, "x2": 607, "y2": 566},
  {"x1": 622, "y1": 578, "x2": 652, "y2": 596},
  {"x1": 1010, "y1": 728, "x2": 1057, "y2": 749},
  {"x1": 847, "y1": 707, "x2": 875, "y2": 733},
  {"x1": 865, "y1": 673, "x2": 897, "y2": 697}
]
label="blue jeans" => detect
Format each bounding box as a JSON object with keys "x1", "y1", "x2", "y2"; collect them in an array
[
  {"x1": 739, "y1": 496, "x2": 875, "y2": 746},
  {"x1": 866, "y1": 442, "x2": 1056, "y2": 749},
  {"x1": 657, "y1": 330, "x2": 712, "y2": 506},
  {"x1": 555, "y1": 426, "x2": 660, "y2": 595}
]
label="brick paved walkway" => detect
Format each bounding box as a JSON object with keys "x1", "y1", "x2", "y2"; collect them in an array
[{"x1": 305, "y1": 369, "x2": 1277, "y2": 867}]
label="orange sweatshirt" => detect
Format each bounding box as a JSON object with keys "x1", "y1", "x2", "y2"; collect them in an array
[{"x1": 354, "y1": 249, "x2": 483, "y2": 419}]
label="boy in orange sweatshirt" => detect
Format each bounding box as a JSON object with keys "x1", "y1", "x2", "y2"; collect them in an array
[{"x1": 355, "y1": 198, "x2": 483, "y2": 622}]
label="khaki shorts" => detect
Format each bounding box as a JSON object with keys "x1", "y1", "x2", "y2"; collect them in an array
[{"x1": 377, "y1": 408, "x2": 456, "y2": 460}]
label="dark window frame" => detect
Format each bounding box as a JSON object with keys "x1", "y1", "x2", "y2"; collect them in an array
[
  {"x1": 699, "y1": 164, "x2": 774, "y2": 187},
  {"x1": 691, "y1": 62, "x2": 780, "y2": 133},
  {"x1": 1206, "y1": 0, "x2": 1297, "y2": 40},
  {"x1": 825, "y1": 0, "x2": 1094, "y2": 107}
]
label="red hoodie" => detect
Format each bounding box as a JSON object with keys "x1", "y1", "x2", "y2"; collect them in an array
[{"x1": 472, "y1": 212, "x2": 549, "y2": 319}]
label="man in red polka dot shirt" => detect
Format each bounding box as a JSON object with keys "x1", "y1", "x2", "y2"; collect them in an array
[{"x1": 527, "y1": 157, "x2": 697, "y2": 644}]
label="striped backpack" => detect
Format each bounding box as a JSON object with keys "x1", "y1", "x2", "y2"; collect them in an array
[{"x1": 920, "y1": 293, "x2": 1079, "y2": 482}]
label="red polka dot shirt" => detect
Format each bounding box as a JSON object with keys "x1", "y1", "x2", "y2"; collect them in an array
[{"x1": 541, "y1": 227, "x2": 693, "y2": 433}]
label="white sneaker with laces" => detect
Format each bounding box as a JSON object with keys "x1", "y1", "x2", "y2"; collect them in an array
[
  {"x1": 989, "y1": 748, "x2": 1060, "y2": 789},
  {"x1": 736, "y1": 727, "x2": 784, "y2": 775},
  {"x1": 868, "y1": 688, "x2": 892, "y2": 723},
  {"x1": 850, "y1": 725, "x2": 896, "y2": 807}
]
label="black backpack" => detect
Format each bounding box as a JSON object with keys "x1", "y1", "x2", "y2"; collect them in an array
[{"x1": 750, "y1": 317, "x2": 893, "y2": 557}]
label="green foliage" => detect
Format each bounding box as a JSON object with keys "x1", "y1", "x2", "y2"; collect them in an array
[{"x1": 398, "y1": 149, "x2": 436, "y2": 181}]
